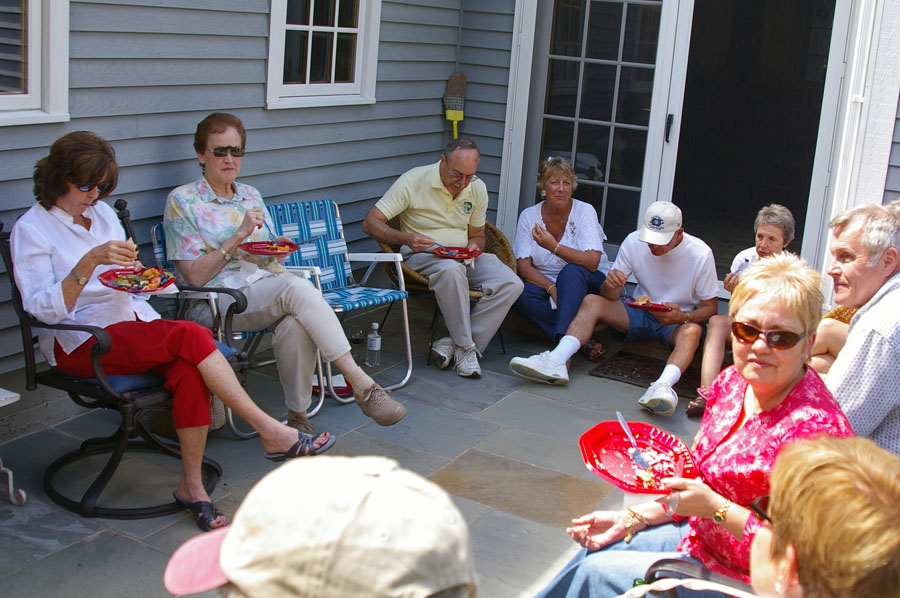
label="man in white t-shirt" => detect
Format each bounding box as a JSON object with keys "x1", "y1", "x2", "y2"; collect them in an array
[{"x1": 509, "y1": 201, "x2": 719, "y2": 416}]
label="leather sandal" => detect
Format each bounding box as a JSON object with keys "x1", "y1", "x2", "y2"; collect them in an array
[
  {"x1": 173, "y1": 490, "x2": 226, "y2": 532},
  {"x1": 265, "y1": 430, "x2": 336, "y2": 462},
  {"x1": 580, "y1": 340, "x2": 605, "y2": 361},
  {"x1": 685, "y1": 387, "x2": 710, "y2": 418}
]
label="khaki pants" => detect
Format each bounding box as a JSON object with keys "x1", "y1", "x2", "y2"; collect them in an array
[
  {"x1": 402, "y1": 250, "x2": 523, "y2": 352},
  {"x1": 220, "y1": 273, "x2": 351, "y2": 412}
]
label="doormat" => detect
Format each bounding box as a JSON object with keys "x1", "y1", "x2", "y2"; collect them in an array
[{"x1": 588, "y1": 351, "x2": 701, "y2": 399}]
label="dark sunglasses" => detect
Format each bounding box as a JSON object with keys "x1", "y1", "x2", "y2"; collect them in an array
[
  {"x1": 731, "y1": 321, "x2": 807, "y2": 350},
  {"x1": 75, "y1": 181, "x2": 113, "y2": 193},
  {"x1": 209, "y1": 146, "x2": 245, "y2": 158},
  {"x1": 750, "y1": 494, "x2": 771, "y2": 524}
]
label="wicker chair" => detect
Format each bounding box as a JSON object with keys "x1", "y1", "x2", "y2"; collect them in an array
[{"x1": 376, "y1": 219, "x2": 517, "y2": 360}]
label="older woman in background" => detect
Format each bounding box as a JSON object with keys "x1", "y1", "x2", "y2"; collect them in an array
[
  {"x1": 535, "y1": 253, "x2": 852, "y2": 597},
  {"x1": 513, "y1": 157, "x2": 608, "y2": 352},
  {"x1": 688, "y1": 204, "x2": 794, "y2": 416},
  {"x1": 164, "y1": 112, "x2": 406, "y2": 434},
  {"x1": 11, "y1": 131, "x2": 329, "y2": 533},
  {"x1": 750, "y1": 435, "x2": 900, "y2": 597}
]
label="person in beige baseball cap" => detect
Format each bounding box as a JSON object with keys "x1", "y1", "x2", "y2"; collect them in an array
[{"x1": 164, "y1": 456, "x2": 476, "y2": 598}]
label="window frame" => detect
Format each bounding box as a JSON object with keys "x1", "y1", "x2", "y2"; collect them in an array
[
  {"x1": 266, "y1": 0, "x2": 381, "y2": 109},
  {"x1": 0, "y1": 0, "x2": 70, "y2": 127}
]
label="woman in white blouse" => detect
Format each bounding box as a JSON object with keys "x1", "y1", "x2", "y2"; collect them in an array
[
  {"x1": 513, "y1": 157, "x2": 609, "y2": 346},
  {"x1": 10, "y1": 132, "x2": 332, "y2": 532}
]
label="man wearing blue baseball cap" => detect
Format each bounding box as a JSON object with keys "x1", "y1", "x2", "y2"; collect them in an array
[{"x1": 509, "y1": 201, "x2": 718, "y2": 416}]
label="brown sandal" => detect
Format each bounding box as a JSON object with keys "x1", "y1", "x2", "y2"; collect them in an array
[
  {"x1": 580, "y1": 340, "x2": 605, "y2": 361},
  {"x1": 685, "y1": 387, "x2": 710, "y2": 418},
  {"x1": 287, "y1": 410, "x2": 317, "y2": 435}
]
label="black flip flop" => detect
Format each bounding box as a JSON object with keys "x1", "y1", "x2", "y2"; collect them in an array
[
  {"x1": 173, "y1": 490, "x2": 226, "y2": 532},
  {"x1": 265, "y1": 430, "x2": 336, "y2": 462}
]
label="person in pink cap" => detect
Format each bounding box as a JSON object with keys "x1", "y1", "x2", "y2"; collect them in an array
[
  {"x1": 164, "y1": 456, "x2": 476, "y2": 598},
  {"x1": 509, "y1": 201, "x2": 718, "y2": 416}
]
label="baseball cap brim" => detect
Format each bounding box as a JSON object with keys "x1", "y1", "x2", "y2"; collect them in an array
[
  {"x1": 639, "y1": 227, "x2": 676, "y2": 245},
  {"x1": 164, "y1": 525, "x2": 230, "y2": 595}
]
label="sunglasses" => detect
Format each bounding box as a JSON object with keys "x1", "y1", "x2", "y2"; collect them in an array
[
  {"x1": 209, "y1": 146, "x2": 245, "y2": 158},
  {"x1": 750, "y1": 494, "x2": 771, "y2": 525},
  {"x1": 731, "y1": 321, "x2": 807, "y2": 350},
  {"x1": 75, "y1": 181, "x2": 113, "y2": 193}
]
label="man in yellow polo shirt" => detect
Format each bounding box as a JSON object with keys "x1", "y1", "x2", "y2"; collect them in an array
[{"x1": 363, "y1": 139, "x2": 523, "y2": 378}]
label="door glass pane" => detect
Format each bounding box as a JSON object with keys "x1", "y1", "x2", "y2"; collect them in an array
[
  {"x1": 622, "y1": 3, "x2": 661, "y2": 64},
  {"x1": 545, "y1": 59, "x2": 579, "y2": 117},
  {"x1": 671, "y1": 0, "x2": 835, "y2": 277},
  {"x1": 286, "y1": 0, "x2": 310, "y2": 25},
  {"x1": 579, "y1": 63, "x2": 616, "y2": 121},
  {"x1": 537, "y1": 0, "x2": 663, "y2": 245},
  {"x1": 0, "y1": 0, "x2": 26, "y2": 94},
  {"x1": 550, "y1": 0, "x2": 586, "y2": 57},
  {"x1": 283, "y1": 31, "x2": 309, "y2": 83},
  {"x1": 586, "y1": 2, "x2": 623, "y2": 60},
  {"x1": 309, "y1": 31, "x2": 333, "y2": 83}
]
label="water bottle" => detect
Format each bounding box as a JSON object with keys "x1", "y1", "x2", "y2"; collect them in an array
[{"x1": 366, "y1": 322, "x2": 381, "y2": 367}]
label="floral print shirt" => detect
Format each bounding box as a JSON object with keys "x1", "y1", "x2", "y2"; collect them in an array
[
  {"x1": 163, "y1": 178, "x2": 284, "y2": 288},
  {"x1": 677, "y1": 365, "x2": 853, "y2": 582}
]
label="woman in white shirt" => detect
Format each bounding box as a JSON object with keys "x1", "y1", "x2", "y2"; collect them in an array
[
  {"x1": 11, "y1": 132, "x2": 333, "y2": 532},
  {"x1": 513, "y1": 157, "x2": 609, "y2": 349}
]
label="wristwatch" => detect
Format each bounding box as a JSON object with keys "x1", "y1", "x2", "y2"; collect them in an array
[
  {"x1": 713, "y1": 499, "x2": 732, "y2": 524},
  {"x1": 70, "y1": 269, "x2": 88, "y2": 286},
  {"x1": 220, "y1": 248, "x2": 232, "y2": 261}
]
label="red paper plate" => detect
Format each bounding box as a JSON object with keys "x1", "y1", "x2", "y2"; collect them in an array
[
  {"x1": 312, "y1": 383, "x2": 354, "y2": 398},
  {"x1": 432, "y1": 246, "x2": 482, "y2": 260},
  {"x1": 98, "y1": 268, "x2": 176, "y2": 294},
  {"x1": 579, "y1": 420, "x2": 699, "y2": 494},
  {"x1": 625, "y1": 300, "x2": 672, "y2": 312},
  {"x1": 238, "y1": 241, "x2": 299, "y2": 256}
]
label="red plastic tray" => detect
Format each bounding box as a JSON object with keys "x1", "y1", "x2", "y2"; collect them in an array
[
  {"x1": 579, "y1": 420, "x2": 699, "y2": 494},
  {"x1": 625, "y1": 300, "x2": 672, "y2": 312},
  {"x1": 238, "y1": 241, "x2": 299, "y2": 256},
  {"x1": 433, "y1": 246, "x2": 482, "y2": 260},
  {"x1": 98, "y1": 268, "x2": 177, "y2": 294}
]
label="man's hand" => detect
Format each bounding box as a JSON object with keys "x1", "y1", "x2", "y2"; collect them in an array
[
  {"x1": 723, "y1": 272, "x2": 740, "y2": 293},
  {"x1": 604, "y1": 268, "x2": 627, "y2": 290},
  {"x1": 653, "y1": 303, "x2": 688, "y2": 326},
  {"x1": 409, "y1": 234, "x2": 436, "y2": 253}
]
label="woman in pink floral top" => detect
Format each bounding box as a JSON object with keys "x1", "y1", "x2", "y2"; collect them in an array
[{"x1": 536, "y1": 253, "x2": 853, "y2": 598}]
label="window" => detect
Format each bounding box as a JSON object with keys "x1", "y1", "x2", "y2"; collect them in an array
[
  {"x1": 267, "y1": 0, "x2": 381, "y2": 109},
  {"x1": 0, "y1": 0, "x2": 69, "y2": 126}
]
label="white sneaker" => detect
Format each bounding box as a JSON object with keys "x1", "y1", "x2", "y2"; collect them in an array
[
  {"x1": 454, "y1": 345, "x2": 482, "y2": 378},
  {"x1": 430, "y1": 337, "x2": 455, "y2": 370},
  {"x1": 637, "y1": 381, "x2": 678, "y2": 416},
  {"x1": 509, "y1": 352, "x2": 569, "y2": 385}
]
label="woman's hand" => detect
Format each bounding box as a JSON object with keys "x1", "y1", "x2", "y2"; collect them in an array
[
  {"x1": 548, "y1": 284, "x2": 558, "y2": 303},
  {"x1": 661, "y1": 477, "x2": 722, "y2": 519},
  {"x1": 237, "y1": 208, "x2": 267, "y2": 240},
  {"x1": 723, "y1": 272, "x2": 740, "y2": 293},
  {"x1": 566, "y1": 510, "x2": 635, "y2": 551},
  {"x1": 87, "y1": 240, "x2": 140, "y2": 268},
  {"x1": 531, "y1": 222, "x2": 557, "y2": 252}
]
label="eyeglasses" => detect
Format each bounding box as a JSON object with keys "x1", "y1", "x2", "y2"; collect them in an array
[
  {"x1": 731, "y1": 321, "x2": 807, "y2": 350},
  {"x1": 75, "y1": 182, "x2": 113, "y2": 193},
  {"x1": 447, "y1": 168, "x2": 477, "y2": 183},
  {"x1": 750, "y1": 494, "x2": 771, "y2": 525},
  {"x1": 209, "y1": 146, "x2": 245, "y2": 158}
]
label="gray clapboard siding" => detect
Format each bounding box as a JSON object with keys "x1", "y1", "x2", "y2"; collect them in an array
[
  {"x1": 70, "y1": 33, "x2": 265, "y2": 59},
  {"x1": 885, "y1": 93, "x2": 900, "y2": 204}
]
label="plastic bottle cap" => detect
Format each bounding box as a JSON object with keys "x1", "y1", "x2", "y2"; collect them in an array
[{"x1": 372, "y1": 323, "x2": 379, "y2": 329}]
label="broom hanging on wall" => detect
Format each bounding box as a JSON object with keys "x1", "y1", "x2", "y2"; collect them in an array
[{"x1": 443, "y1": 72, "x2": 467, "y2": 139}]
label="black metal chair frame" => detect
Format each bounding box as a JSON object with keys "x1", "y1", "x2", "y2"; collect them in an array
[
  {"x1": 643, "y1": 558, "x2": 757, "y2": 597},
  {"x1": 0, "y1": 203, "x2": 249, "y2": 520}
]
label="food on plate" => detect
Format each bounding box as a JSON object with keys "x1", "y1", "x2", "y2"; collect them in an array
[
  {"x1": 106, "y1": 268, "x2": 174, "y2": 291},
  {"x1": 634, "y1": 467, "x2": 655, "y2": 489},
  {"x1": 631, "y1": 445, "x2": 677, "y2": 489},
  {"x1": 266, "y1": 242, "x2": 292, "y2": 252},
  {"x1": 633, "y1": 296, "x2": 651, "y2": 306}
]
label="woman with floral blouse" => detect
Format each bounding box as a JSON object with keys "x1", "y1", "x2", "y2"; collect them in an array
[
  {"x1": 536, "y1": 253, "x2": 853, "y2": 598},
  {"x1": 513, "y1": 157, "x2": 609, "y2": 347}
]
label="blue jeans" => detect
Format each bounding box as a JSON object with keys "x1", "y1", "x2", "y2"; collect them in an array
[
  {"x1": 534, "y1": 520, "x2": 732, "y2": 598},
  {"x1": 515, "y1": 264, "x2": 608, "y2": 340}
]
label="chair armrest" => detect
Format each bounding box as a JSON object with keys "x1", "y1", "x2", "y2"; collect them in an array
[
  {"x1": 173, "y1": 284, "x2": 249, "y2": 348},
  {"x1": 347, "y1": 252, "x2": 403, "y2": 263},
  {"x1": 285, "y1": 266, "x2": 320, "y2": 278},
  {"x1": 644, "y1": 559, "x2": 755, "y2": 595}
]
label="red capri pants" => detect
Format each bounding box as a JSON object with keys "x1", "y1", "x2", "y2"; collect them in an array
[{"x1": 54, "y1": 319, "x2": 218, "y2": 429}]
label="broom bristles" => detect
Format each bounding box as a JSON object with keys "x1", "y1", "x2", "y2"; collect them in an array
[
  {"x1": 443, "y1": 95, "x2": 465, "y2": 111},
  {"x1": 446, "y1": 72, "x2": 467, "y2": 97}
]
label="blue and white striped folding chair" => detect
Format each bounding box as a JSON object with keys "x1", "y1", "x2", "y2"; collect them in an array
[
  {"x1": 150, "y1": 223, "x2": 327, "y2": 437},
  {"x1": 267, "y1": 200, "x2": 413, "y2": 393}
]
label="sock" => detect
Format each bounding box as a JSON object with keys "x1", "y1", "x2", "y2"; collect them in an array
[
  {"x1": 548, "y1": 335, "x2": 582, "y2": 364},
  {"x1": 655, "y1": 364, "x2": 682, "y2": 387},
  {"x1": 342, "y1": 365, "x2": 375, "y2": 393}
]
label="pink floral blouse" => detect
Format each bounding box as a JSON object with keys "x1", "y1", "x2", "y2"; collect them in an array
[{"x1": 677, "y1": 365, "x2": 853, "y2": 582}]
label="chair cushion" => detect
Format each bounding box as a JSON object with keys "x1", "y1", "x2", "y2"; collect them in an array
[
  {"x1": 323, "y1": 287, "x2": 409, "y2": 312},
  {"x1": 58, "y1": 340, "x2": 238, "y2": 392}
]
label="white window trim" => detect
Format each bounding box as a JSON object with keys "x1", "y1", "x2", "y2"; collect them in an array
[
  {"x1": 266, "y1": 0, "x2": 381, "y2": 110},
  {"x1": 0, "y1": 0, "x2": 69, "y2": 127}
]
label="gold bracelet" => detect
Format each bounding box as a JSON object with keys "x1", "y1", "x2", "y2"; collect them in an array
[
  {"x1": 627, "y1": 508, "x2": 652, "y2": 528},
  {"x1": 621, "y1": 509, "x2": 647, "y2": 543},
  {"x1": 713, "y1": 499, "x2": 732, "y2": 524}
]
